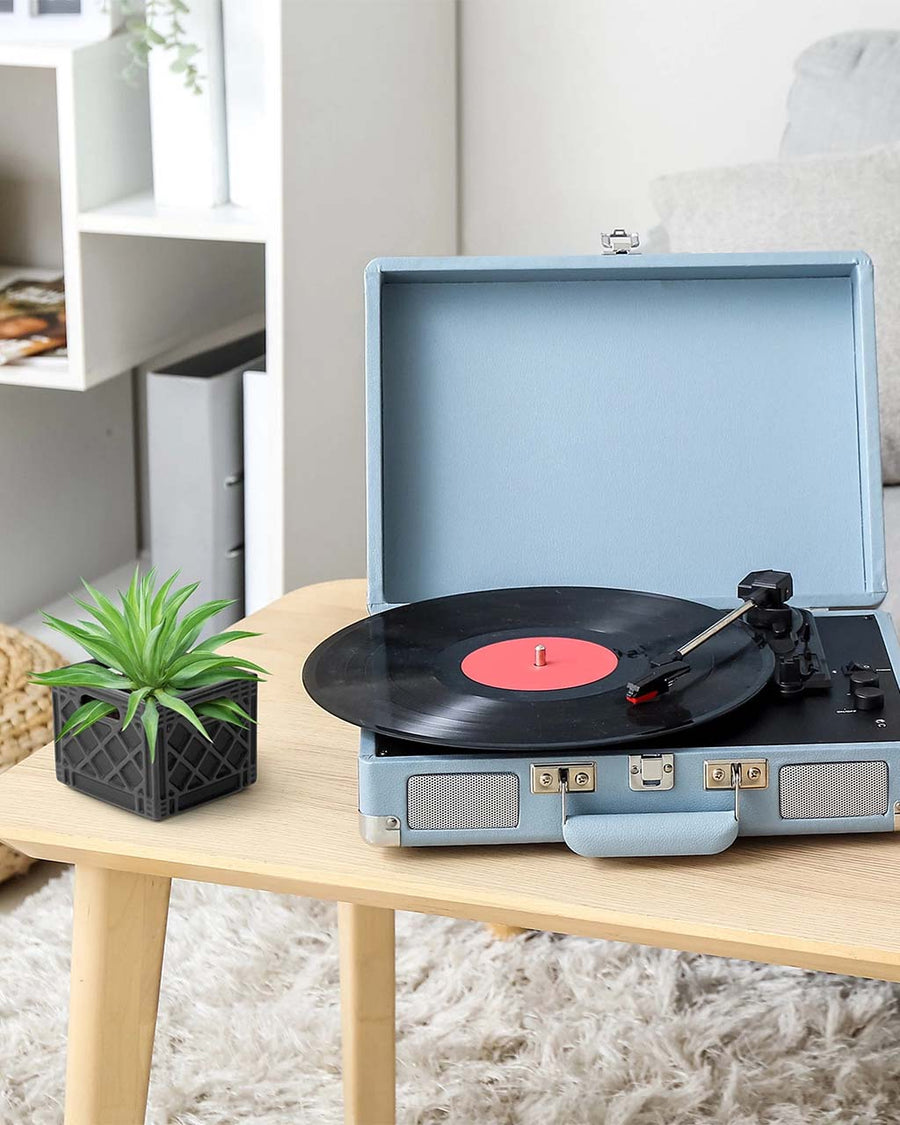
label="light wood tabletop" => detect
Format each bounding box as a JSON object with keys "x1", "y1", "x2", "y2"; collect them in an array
[{"x1": 3, "y1": 578, "x2": 900, "y2": 1124}]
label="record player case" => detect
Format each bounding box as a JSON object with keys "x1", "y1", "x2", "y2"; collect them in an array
[{"x1": 355, "y1": 250, "x2": 899, "y2": 858}]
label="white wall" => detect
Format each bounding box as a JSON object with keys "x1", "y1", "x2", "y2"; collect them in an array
[
  {"x1": 279, "y1": 0, "x2": 457, "y2": 590},
  {"x1": 460, "y1": 0, "x2": 900, "y2": 254}
]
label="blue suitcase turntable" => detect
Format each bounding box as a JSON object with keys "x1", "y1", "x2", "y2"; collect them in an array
[{"x1": 302, "y1": 250, "x2": 900, "y2": 858}]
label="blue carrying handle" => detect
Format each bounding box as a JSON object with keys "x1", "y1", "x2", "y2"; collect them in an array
[{"x1": 562, "y1": 809, "x2": 739, "y2": 858}]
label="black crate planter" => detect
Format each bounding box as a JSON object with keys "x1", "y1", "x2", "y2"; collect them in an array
[{"x1": 52, "y1": 679, "x2": 257, "y2": 820}]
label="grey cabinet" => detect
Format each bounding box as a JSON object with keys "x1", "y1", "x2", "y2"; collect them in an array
[{"x1": 146, "y1": 332, "x2": 265, "y2": 634}]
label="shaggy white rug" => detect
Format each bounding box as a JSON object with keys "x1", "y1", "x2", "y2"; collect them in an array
[{"x1": 2, "y1": 870, "x2": 900, "y2": 1124}]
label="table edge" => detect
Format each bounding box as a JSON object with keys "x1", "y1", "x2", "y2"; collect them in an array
[{"x1": 5, "y1": 830, "x2": 900, "y2": 983}]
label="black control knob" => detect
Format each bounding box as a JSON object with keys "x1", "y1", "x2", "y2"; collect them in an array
[
  {"x1": 854, "y1": 685, "x2": 885, "y2": 711},
  {"x1": 850, "y1": 669, "x2": 879, "y2": 690}
]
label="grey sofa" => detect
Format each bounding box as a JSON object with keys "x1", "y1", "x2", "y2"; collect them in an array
[
  {"x1": 647, "y1": 29, "x2": 900, "y2": 617},
  {"x1": 786, "y1": 30, "x2": 900, "y2": 618}
]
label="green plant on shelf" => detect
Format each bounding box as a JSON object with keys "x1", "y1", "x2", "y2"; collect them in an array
[
  {"x1": 30, "y1": 569, "x2": 267, "y2": 762},
  {"x1": 119, "y1": 0, "x2": 204, "y2": 95}
]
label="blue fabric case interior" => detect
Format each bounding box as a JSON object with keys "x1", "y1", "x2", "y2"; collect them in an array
[{"x1": 366, "y1": 253, "x2": 883, "y2": 613}]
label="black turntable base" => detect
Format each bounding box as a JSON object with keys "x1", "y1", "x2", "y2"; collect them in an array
[
  {"x1": 371, "y1": 614, "x2": 899, "y2": 757},
  {"x1": 302, "y1": 572, "x2": 899, "y2": 756}
]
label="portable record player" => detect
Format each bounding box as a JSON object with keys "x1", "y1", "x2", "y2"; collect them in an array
[{"x1": 302, "y1": 249, "x2": 900, "y2": 858}]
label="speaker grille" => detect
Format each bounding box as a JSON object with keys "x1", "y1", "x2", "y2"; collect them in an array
[
  {"x1": 407, "y1": 773, "x2": 519, "y2": 831},
  {"x1": 779, "y1": 761, "x2": 888, "y2": 820}
]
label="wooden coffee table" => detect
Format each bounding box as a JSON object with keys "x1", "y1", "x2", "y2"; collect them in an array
[{"x1": 1, "y1": 579, "x2": 900, "y2": 1125}]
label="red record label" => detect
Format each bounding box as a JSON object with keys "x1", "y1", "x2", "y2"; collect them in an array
[{"x1": 460, "y1": 635, "x2": 619, "y2": 691}]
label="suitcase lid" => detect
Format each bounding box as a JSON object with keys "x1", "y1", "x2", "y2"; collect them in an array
[{"x1": 365, "y1": 252, "x2": 883, "y2": 613}]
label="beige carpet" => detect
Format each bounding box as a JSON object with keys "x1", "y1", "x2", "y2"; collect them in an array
[{"x1": 2, "y1": 868, "x2": 900, "y2": 1124}]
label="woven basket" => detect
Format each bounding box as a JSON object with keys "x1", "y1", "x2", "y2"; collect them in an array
[{"x1": 0, "y1": 625, "x2": 63, "y2": 883}]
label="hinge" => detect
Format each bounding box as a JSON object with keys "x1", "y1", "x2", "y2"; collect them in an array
[
  {"x1": 628, "y1": 753, "x2": 674, "y2": 790},
  {"x1": 601, "y1": 228, "x2": 640, "y2": 254},
  {"x1": 531, "y1": 763, "x2": 595, "y2": 794},
  {"x1": 704, "y1": 759, "x2": 768, "y2": 790}
]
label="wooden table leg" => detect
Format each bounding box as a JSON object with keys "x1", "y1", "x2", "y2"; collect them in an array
[
  {"x1": 338, "y1": 902, "x2": 395, "y2": 1125},
  {"x1": 65, "y1": 865, "x2": 171, "y2": 1125},
  {"x1": 486, "y1": 923, "x2": 527, "y2": 941}
]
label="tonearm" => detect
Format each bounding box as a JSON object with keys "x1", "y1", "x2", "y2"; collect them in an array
[{"x1": 625, "y1": 570, "x2": 794, "y2": 703}]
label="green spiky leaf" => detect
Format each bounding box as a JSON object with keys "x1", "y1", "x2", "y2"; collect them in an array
[
  {"x1": 168, "y1": 668, "x2": 261, "y2": 690},
  {"x1": 141, "y1": 697, "x2": 159, "y2": 764},
  {"x1": 166, "y1": 657, "x2": 239, "y2": 690},
  {"x1": 122, "y1": 685, "x2": 151, "y2": 731},
  {"x1": 168, "y1": 599, "x2": 236, "y2": 659},
  {"x1": 58, "y1": 699, "x2": 117, "y2": 740},
  {"x1": 150, "y1": 570, "x2": 180, "y2": 622},
  {"x1": 196, "y1": 698, "x2": 256, "y2": 728},
  {"x1": 155, "y1": 689, "x2": 211, "y2": 741},
  {"x1": 40, "y1": 615, "x2": 128, "y2": 672},
  {"x1": 31, "y1": 662, "x2": 134, "y2": 691},
  {"x1": 192, "y1": 629, "x2": 260, "y2": 652}
]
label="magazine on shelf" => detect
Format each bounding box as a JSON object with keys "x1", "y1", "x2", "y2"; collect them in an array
[{"x1": 0, "y1": 276, "x2": 66, "y2": 365}]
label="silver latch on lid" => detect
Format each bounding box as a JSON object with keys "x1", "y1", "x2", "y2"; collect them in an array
[{"x1": 601, "y1": 228, "x2": 640, "y2": 254}]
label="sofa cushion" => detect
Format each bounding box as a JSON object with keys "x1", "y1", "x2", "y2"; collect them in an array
[
  {"x1": 650, "y1": 144, "x2": 900, "y2": 482},
  {"x1": 781, "y1": 30, "x2": 900, "y2": 158},
  {"x1": 883, "y1": 486, "x2": 900, "y2": 619}
]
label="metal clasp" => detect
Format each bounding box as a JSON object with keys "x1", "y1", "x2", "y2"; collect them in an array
[
  {"x1": 628, "y1": 753, "x2": 674, "y2": 790},
  {"x1": 601, "y1": 228, "x2": 640, "y2": 254}
]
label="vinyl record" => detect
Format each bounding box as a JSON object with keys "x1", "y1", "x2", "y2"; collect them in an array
[{"x1": 301, "y1": 586, "x2": 775, "y2": 751}]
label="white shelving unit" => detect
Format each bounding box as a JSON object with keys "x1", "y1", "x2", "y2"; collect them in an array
[
  {"x1": 78, "y1": 191, "x2": 267, "y2": 243},
  {"x1": 0, "y1": 0, "x2": 457, "y2": 623},
  {"x1": 0, "y1": 35, "x2": 265, "y2": 391}
]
